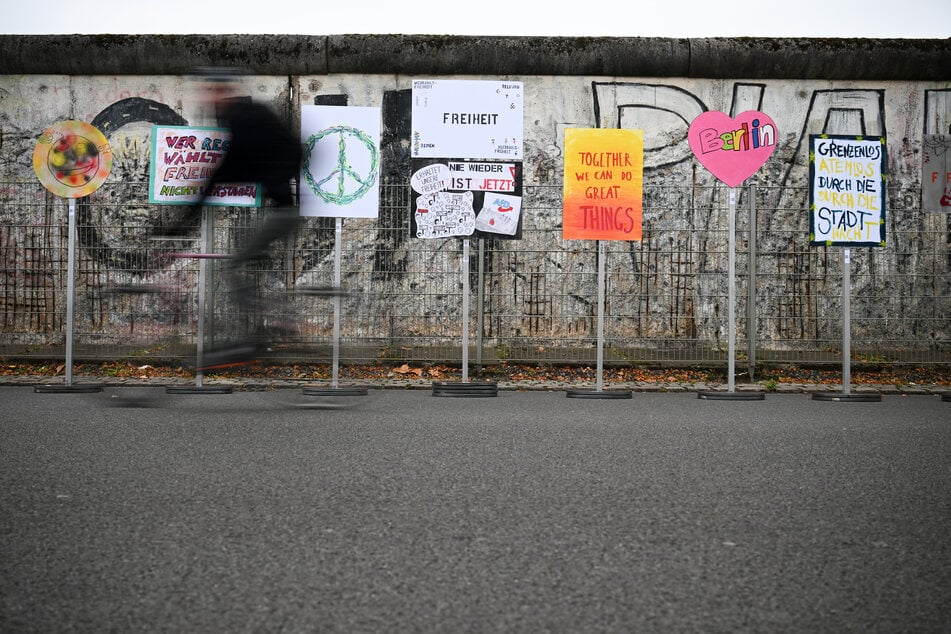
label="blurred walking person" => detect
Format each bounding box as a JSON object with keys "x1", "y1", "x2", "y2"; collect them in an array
[{"x1": 162, "y1": 68, "x2": 303, "y2": 370}]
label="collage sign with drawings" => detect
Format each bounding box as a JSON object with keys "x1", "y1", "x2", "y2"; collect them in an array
[{"x1": 410, "y1": 79, "x2": 524, "y2": 239}]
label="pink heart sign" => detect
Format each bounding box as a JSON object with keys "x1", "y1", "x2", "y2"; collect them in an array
[{"x1": 688, "y1": 110, "x2": 778, "y2": 188}]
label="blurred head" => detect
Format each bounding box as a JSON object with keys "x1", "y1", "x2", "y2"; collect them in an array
[{"x1": 191, "y1": 66, "x2": 244, "y2": 108}]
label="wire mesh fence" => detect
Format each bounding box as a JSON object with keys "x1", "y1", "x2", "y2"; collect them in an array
[{"x1": 1, "y1": 179, "x2": 949, "y2": 368}]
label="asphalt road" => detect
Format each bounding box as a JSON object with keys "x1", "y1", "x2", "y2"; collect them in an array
[{"x1": 1, "y1": 386, "x2": 949, "y2": 633}]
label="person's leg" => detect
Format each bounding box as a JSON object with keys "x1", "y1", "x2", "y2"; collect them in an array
[{"x1": 227, "y1": 200, "x2": 300, "y2": 341}]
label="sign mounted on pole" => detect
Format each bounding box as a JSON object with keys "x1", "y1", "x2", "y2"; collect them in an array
[
  {"x1": 687, "y1": 110, "x2": 778, "y2": 188},
  {"x1": 411, "y1": 79, "x2": 523, "y2": 160},
  {"x1": 809, "y1": 134, "x2": 886, "y2": 247},
  {"x1": 33, "y1": 120, "x2": 112, "y2": 198},
  {"x1": 149, "y1": 125, "x2": 261, "y2": 207},
  {"x1": 688, "y1": 110, "x2": 776, "y2": 399},
  {"x1": 410, "y1": 79, "x2": 525, "y2": 239},
  {"x1": 31, "y1": 120, "x2": 112, "y2": 392},
  {"x1": 562, "y1": 128, "x2": 644, "y2": 241},
  {"x1": 300, "y1": 105, "x2": 381, "y2": 219}
]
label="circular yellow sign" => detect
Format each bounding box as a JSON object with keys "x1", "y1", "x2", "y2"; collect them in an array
[{"x1": 33, "y1": 120, "x2": 113, "y2": 198}]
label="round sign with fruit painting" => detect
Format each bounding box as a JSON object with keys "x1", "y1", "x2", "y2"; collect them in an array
[{"x1": 33, "y1": 120, "x2": 112, "y2": 198}]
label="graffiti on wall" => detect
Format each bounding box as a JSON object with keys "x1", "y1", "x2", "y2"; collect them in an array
[
  {"x1": 79, "y1": 97, "x2": 188, "y2": 272},
  {"x1": 580, "y1": 82, "x2": 949, "y2": 340},
  {"x1": 1, "y1": 76, "x2": 949, "y2": 349},
  {"x1": 24, "y1": 80, "x2": 943, "y2": 266}
]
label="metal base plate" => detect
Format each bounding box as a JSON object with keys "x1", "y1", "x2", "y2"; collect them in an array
[
  {"x1": 34, "y1": 383, "x2": 103, "y2": 394},
  {"x1": 811, "y1": 392, "x2": 882, "y2": 402},
  {"x1": 565, "y1": 389, "x2": 632, "y2": 399},
  {"x1": 165, "y1": 384, "x2": 234, "y2": 395},
  {"x1": 432, "y1": 381, "x2": 498, "y2": 397},
  {"x1": 698, "y1": 391, "x2": 766, "y2": 401},
  {"x1": 302, "y1": 385, "x2": 369, "y2": 397}
]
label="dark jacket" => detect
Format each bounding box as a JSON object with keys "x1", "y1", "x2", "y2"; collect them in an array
[{"x1": 213, "y1": 98, "x2": 302, "y2": 183}]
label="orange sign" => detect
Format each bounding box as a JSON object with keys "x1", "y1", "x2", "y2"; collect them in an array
[{"x1": 563, "y1": 128, "x2": 643, "y2": 241}]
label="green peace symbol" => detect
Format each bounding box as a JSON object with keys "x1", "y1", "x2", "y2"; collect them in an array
[{"x1": 303, "y1": 125, "x2": 379, "y2": 205}]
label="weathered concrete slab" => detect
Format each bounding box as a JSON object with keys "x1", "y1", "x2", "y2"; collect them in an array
[{"x1": 1, "y1": 34, "x2": 948, "y2": 79}]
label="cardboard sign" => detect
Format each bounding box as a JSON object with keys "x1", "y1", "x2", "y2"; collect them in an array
[
  {"x1": 411, "y1": 79, "x2": 523, "y2": 160},
  {"x1": 688, "y1": 110, "x2": 778, "y2": 187},
  {"x1": 300, "y1": 105, "x2": 381, "y2": 219},
  {"x1": 149, "y1": 125, "x2": 260, "y2": 206},
  {"x1": 562, "y1": 128, "x2": 643, "y2": 241},
  {"x1": 809, "y1": 134, "x2": 886, "y2": 247}
]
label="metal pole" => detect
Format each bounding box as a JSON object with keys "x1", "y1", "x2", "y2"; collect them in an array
[
  {"x1": 747, "y1": 185, "x2": 757, "y2": 382},
  {"x1": 195, "y1": 208, "x2": 210, "y2": 388},
  {"x1": 65, "y1": 198, "x2": 76, "y2": 386},
  {"x1": 476, "y1": 238, "x2": 485, "y2": 371},
  {"x1": 332, "y1": 218, "x2": 343, "y2": 388},
  {"x1": 596, "y1": 240, "x2": 605, "y2": 392},
  {"x1": 207, "y1": 209, "x2": 216, "y2": 349},
  {"x1": 728, "y1": 188, "x2": 736, "y2": 392},
  {"x1": 462, "y1": 239, "x2": 470, "y2": 383},
  {"x1": 843, "y1": 248, "x2": 851, "y2": 396}
]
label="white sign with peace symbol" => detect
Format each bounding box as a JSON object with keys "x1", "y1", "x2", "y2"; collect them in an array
[{"x1": 300, "y1": 105, "x2": 382, "y2": 219}]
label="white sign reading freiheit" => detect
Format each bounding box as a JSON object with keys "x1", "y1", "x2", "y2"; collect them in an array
[{"x1": 411, "y1": 79, "x2": 523, "y2": 160}]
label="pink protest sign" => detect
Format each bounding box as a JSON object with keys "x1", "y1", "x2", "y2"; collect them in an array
[{"x1": 688, "y1": 110, "x2": 777, "y2": 188}]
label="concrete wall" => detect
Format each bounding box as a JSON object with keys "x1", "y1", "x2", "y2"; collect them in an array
[
  {"x1": 2, "y1": 35, "x2": 948, "y2": 79},
  {"x1": 3, "y1": 35, "x2": 948, "y2": 192},
  {"x1": 1, "y1": 35, "x2": 949, "y2": 361}
]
